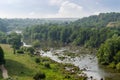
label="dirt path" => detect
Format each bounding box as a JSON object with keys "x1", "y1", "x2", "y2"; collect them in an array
[{"x1": 0, "y1": 64, "x2": 8, "y2": 79}]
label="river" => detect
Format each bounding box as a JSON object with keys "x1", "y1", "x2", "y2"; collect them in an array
[
  {"x1": 13, "y1": 30, "x2": 120, "y2": 80},
  {"x1": 39, "y1": 47, "x2": 120, "y2": 80}
]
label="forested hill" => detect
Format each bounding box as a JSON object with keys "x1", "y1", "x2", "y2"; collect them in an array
[
  {"x1": 72, "y1": 12, "x2": 120, "y2": 28},
  {"x1": 0, "y1": 18, "x2": 77, "y2": 32},
  {"x1": 0, "y1": 12, "x2": 120, "y2": 32},
  {"x1": 0, "y1": 12, "x2": 120, "y2": 48},
  {"x1": 0, "y1": 19, "x2": 8, "y2": 32},
  {"x1": 3, "y1": 18, "x2": 77, "y2": 31}
]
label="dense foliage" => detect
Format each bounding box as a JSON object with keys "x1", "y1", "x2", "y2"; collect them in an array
[
  {"x1": 7, "y1": 32, "x2": 22, "y2": 49},
  {"x1": 7, "y1": 32, "x2": 22, "y2": 54},
  {"x1": 72, "y1": 12, "x2": 120, "y2": 28},
  {"x1": 23, "y1": 24, "x2": 120, "y2": 48},
  {"x1": 0, "y1": 46, "x2": 5, "y2": 65},
  {"x1": 22, "y1": 12, "x2": 120, "y2": 48},
  {"x1": 3, "y1": 18, "x2": 75, "y2": 31},
  {"x1": 97, "y1": 35, "x2": 120, "y2": 70}
]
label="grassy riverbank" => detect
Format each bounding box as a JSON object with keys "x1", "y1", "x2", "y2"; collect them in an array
[{"x1": 0, "y1": 44, "x2": 85, "y2": 80}]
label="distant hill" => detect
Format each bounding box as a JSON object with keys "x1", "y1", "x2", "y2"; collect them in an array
[
  {"x1": 2, "y1": 18, "x2": 77, "y2": 31},
  {"x1": 0, "y1": 19, "x2": 7, "y2": 32},
  {"x1": 0, "y1": 12, "x2": 120, "y2": 32},
  {"x1": 72, "y1": 12, "x2": 120, "y2": 28}
]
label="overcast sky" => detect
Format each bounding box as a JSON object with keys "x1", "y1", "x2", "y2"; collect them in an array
[{"x1": 0, "y1": 0, "x2": 120, "y2": 18}]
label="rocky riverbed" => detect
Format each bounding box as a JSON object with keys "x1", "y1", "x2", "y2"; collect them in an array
[{"x1": 37, "y1": 47, "x2": 120, "y2": 80}]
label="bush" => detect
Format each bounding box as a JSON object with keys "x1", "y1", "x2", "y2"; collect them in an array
[
  {"x1": 116, "y1": 62, "x2": 120, "y2": 71},
  {"x1": 33, "y1": 71, "x2": 46, "y2": 80},
  {"x1": 32, "y1": 40, "x2": 40, "y2": 48},
  {"x1": 64, "y1": 75, "x2": 71, "y2": 79},
  {"x1": 26, "y1": 47, "x2": 35, "y2": 54},
  {"x1": 44, "y1": 63, "x2": 51, "y2": 68},
  {"x1": 108, "y1": 62, "x2": 116, "y2": 69},
  {"x1": 17, "y1": 50, "x2": 24, "y2": 54},
  {"x1": 35, "y1": 58, "x2": 40, "y2": 63}
]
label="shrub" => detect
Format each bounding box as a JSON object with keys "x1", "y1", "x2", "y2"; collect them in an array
[
  {"x1": 33, "y1": 71, "x2": 46, "y2": 80},
  {"x1": 108, "y1": 62, "x2": 116, "y2": 69},
  {"x1": 32, "y1": 40, "x2": 40, "y2": 48},
  {"x1": 64, "y1": 75, "x2": 71, "y2": 79},
  {"x1": 35, "y1": 58, "x2": 40, "y2": 63},
  {"x1": 17, "y1": 50, "x2": 24, "y2": 54},
  {"x1": 44, "y1": 63, "x2": 51, "y2": 68},
  {"x1": 26, "y1": 47, "x2": 35, "y2": 54},
  {"x1": 116, "y1": 62, "x2": 120, "y2": 71}
]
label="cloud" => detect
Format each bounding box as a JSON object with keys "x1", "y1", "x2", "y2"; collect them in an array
[
  {"x1": 0, "y1": 0, "x2": 21, "y2": 4},
  {"x1": 0, "y1": 0, "x2": 107, "y2": 18},
  {"x1": 47, "y1": 1, "x2": 89, "y2": 18},
  {"x1": 49, "y1": 0, "x2": 67, "y2": 6},
  {"x1": 93, "y1": 12, "x2": 100, "y2": 15},
  {"x1": 29, "y1": 12, "x2": 35, "y2": 16},
  {"x1": 58, "y1": 1, "x2": 83, "y2": 17}
]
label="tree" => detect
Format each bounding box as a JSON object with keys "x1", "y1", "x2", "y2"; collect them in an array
[
  {"x1": 0, "y1": 46, "x2": 5, "y2": 65},
  {"x1": 7, "y1": 32, "x2": 22, "y2": 54},
  {"x1": 32, "y1": 40, "x2": 40, "y2": 48},
  {"x1": 97, "y1": 34, "x2": 120, "y2": 65}
]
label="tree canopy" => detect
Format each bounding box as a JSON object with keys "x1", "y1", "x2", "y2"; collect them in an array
[
  {"x1": 97, "y1": 34, "x2": 120, "y2": 68},
  {"x1": 7, "y1": 32, "x2": 22, "y2": 54}
]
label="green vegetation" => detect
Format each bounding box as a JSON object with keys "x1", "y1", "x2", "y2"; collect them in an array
[
  {"x1": 0, "y1": 12, "x2": 120, "y2": 79},
  {"x1": 7, "y1": 32, "x2": 22, "y2": 54},
  {"x1": 0, "y1": 46, "x2": 5, "y2": 65},
  {"x1": 72, "y1": 12, "x2": 120, "y2": 28},
  {"x1": 0, "y1": 19, "x2": 7, "y2": 32},
  {"x1": 3, "y1": 18, "x2": 74, "y2": 31},
  {"x1": 32, "y1": 40, "x2": 41, "y2": 48},
  {"x1": 0, "y1": 12, "x2": 119, "y2": 48},
  {"x1": 33, "y1": 71, "x2": 46, "y2": 80},
  {"x1": 97, "y1": 35, "x2": 120, "y2": 70},
  {"x1": 0, "y1": 44, "x2": 85, "y2": 80},
  {"x1": 23, "y1": 24, "x2": 120, "y2": 48},
  {"x1": 21, "y1": 13, "x2": 120, "y2": 48}
]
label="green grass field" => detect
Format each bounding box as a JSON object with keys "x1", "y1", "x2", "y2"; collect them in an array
[{"x1": 0, "y1": 44, "x2": 85, "y2": 80}]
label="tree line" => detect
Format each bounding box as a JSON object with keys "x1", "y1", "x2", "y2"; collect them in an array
[{"x1": 23, "y1": 24, "x2": 120, "y2": 48}]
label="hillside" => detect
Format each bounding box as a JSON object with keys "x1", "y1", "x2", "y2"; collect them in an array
[
  {"x1": 0, "y1": 12, "x2": 120, "y2": 32},
  {"x1": 3, "y1": 18, "x2": 76, "y2": 31},
  {"x1": 0, "y1": 19, "x2": 7, "y2": 32},
  {"x1": 0, "y1": 44, "x2": 85, "y2": 80},
  {"x1": 72, "y1": 12, "x2": 120, "y2": 27}
]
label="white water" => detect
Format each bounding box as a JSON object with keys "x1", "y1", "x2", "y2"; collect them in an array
[{"x1": 39, "y1": 48, "x2": 105, "y2": 80}]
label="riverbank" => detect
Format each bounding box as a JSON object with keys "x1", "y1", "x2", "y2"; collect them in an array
[
  {"x1": 0, "y1": 44, "x2": 86, "y2": 80},
  {"x1": 38, "y1": 46, "x2": 120, "y2": 80}
]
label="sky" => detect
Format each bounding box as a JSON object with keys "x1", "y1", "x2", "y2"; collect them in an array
[{"x1": 0, "y1": 0, "x2": 120, "y2": 18}]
